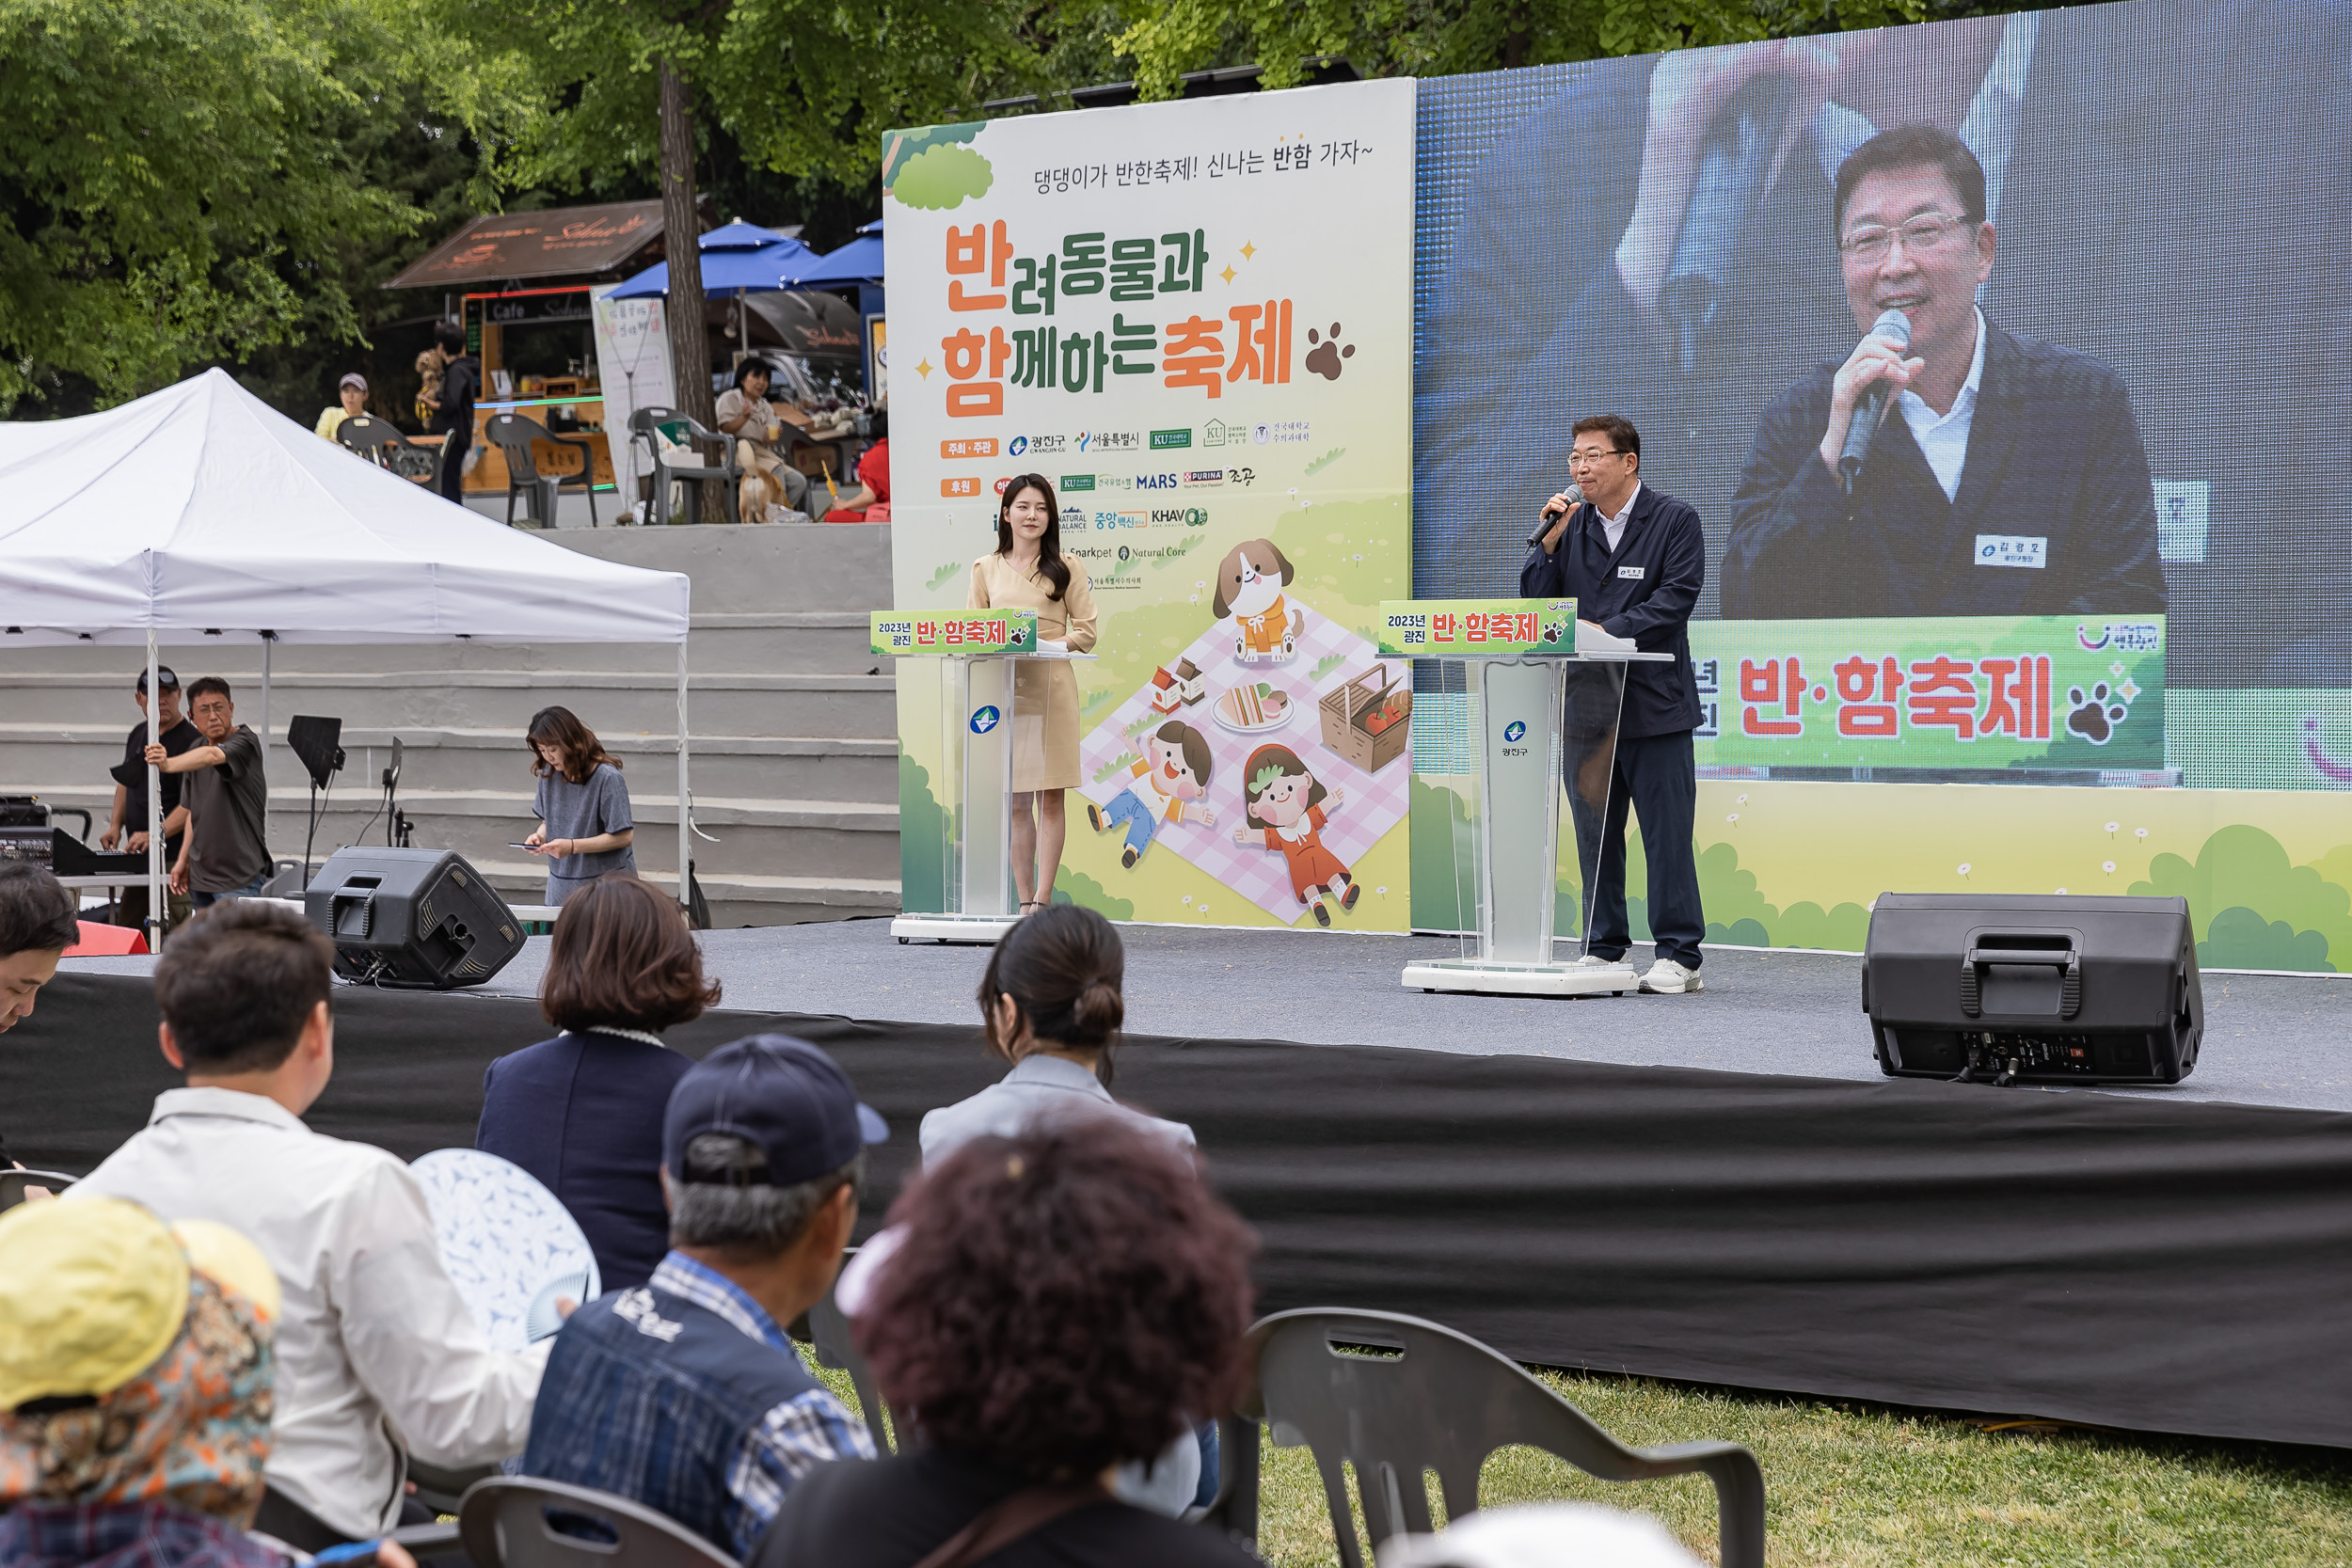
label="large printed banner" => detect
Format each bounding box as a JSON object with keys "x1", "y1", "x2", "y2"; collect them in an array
[
  {"x1": 885, "y1": 81, "x2": 1418, "y2": 928},
  {"x1": 1692, "y1": 615, "x2": 2166, "y2": 771}
]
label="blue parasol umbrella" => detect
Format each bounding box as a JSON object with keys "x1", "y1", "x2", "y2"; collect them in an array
[
  {"x1": 783, "y1": 219, "x2": 883, "y2": 287},
  {"x1": 606, "y1": 223, "x2": 821, "y2": 300}
]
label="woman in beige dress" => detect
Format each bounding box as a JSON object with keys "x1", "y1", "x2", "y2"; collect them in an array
[{"x1": 969, "y1": 473, "x2": 1098, "y2": 911}]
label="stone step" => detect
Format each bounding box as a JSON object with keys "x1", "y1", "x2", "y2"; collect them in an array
[
  {"x1": 549, "y1": 523, "x2": 894, "y2": 614},
  {"x1": 0, "y1": 670, "x2": 897, "y2": 737},
  {"x1": 0, "y1": 724, "x2": 899, "y2": 802},
  {"x1": 0, "y1": 613, "x2": 882, "y2": 678}
]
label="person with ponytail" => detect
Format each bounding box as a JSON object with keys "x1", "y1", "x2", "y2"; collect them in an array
[
  {"x1": 968, "y1": 475, "x2": 1098, "y2": 913},
  {"x1": 916, "y1": 903, "x2": 1189, "y2": 1164}
]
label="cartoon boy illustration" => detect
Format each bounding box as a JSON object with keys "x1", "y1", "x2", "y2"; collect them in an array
[
  {"x1": 1233, "y1": 743, "x2": 1360, "y2": 927},
  {"x1": 1088, "y1": 721, "x2": 1216, "y2": 869},
  {"x1": 1212, "y1": 538, "x2": 1305, "y2": 663}
]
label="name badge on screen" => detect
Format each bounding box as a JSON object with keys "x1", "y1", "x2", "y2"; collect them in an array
[
  {"x1": 1975, "y1": 534, "x2": 2048, "y2": 569},
  {"x1": 1617, "y1": 565, "x2": 1645, "y2": 580}
]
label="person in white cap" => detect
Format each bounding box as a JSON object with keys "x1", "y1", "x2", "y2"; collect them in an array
[{"x1": 313, "y1": 372, "x2": 369, "y2": 441}]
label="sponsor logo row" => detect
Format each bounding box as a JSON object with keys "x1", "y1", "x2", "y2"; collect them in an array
[
  {"x1": 940, "y1": 420, "x2": 1309, "y2": 462},
  {"x1": 943, "y1": 468, "x2": 1253, "y2": 499}
]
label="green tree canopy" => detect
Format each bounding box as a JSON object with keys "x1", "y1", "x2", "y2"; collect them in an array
[{"x1": 0, "y1": 0, "x2": 520, "y2": 411}]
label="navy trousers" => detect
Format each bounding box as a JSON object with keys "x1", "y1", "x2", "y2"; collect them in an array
[{"x1": 1566, "y1": 727, "x2": 1704, "y2": 969}]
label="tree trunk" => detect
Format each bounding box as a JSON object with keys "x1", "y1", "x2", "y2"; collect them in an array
[{"x1": 657, "y1": 57, "x2": 725, "y2": 516}]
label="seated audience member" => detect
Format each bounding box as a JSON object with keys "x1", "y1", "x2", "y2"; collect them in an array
[
  {"x1": 67, "y1": 903, "x2": 545, "y2": 1550},
  {"x1": 921, "y1": 903, "x2": 1192, "y2": 1164},
  {"x1": 901, "y1": 904, "x2": 1210, "y2": 1514},
  {"x1": 715, "y1": 359, "x2": 815, "y2": 523},
  {"x1": 754, "y1": 1117, "x2": 1261, "y2": 1568},
  {"x1": 823, "y1": 411, "x2": 889, "y2": 520},
  {"x1": 0, "y1": 1196, "x2": 419, "y2": 1568},
  {"x1": 1, "y1": 863, "x2": 81, "y2": 1179},
  {"x1": 523, "y1": 1036, "x2": 887, "y2": 1558},
  {"x1": 477, "y1": 874, "x2": 722, "y2": 1290},
  {"x1": 313, "y1": 373, "x2": 369, "y2": 442}
]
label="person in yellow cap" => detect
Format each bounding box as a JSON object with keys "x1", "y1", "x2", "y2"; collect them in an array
[{"x1": 0, "y1": 1197, "x2": 419, "y2": 1568}]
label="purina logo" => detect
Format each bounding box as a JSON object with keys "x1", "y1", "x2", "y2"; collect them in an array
[{"x1": 1182, "y1": 469, "x2": 1226, "y2": 486}]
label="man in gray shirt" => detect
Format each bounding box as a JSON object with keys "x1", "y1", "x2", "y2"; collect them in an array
[{"x1": 149, "y1": 675, "x2": 272, "y2": 907}]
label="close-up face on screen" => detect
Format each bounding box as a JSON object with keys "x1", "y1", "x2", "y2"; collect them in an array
[{"x1": 1415, "y1": 0, "x2": 2352, "y2": 787}]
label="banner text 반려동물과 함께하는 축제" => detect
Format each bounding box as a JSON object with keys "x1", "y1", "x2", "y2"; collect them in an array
[{"x1": 883, "y1": 83, "x2": 1417, "y2": 930}]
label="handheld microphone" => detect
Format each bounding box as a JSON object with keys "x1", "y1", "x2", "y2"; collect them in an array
[
  {"x1": 1836, "y1": 308, "x2": 1913, "y2": 493},
  {"x1": 1657, "y1": 74, "x2": 1795, "y2": 374},
  {"x1": 1528, "y1": 483, "x2": 1585, "y2": 546}
]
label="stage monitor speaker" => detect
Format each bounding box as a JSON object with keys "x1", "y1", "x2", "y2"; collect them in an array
[
  {"x1": 1864, "y1": 893, "x2": 2201, "y2": 1085},
  {"x1": 305, "y1": 846, "x2": 526, "y2": 990}
]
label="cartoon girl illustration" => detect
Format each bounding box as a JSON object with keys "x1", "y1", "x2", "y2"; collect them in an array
[
  {"x1": 1233, "y1": 743, "x2": 1360, "y2": 927},
  {"x1": 1087, "y1": 721, "x2": 1216, "y2": 869}
]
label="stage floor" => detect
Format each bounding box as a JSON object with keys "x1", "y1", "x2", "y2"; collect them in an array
[{"x1": 72, "y1": 919, "x2": 2351, "y2": 1112}]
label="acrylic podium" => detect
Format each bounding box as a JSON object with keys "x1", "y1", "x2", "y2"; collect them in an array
[
  {"x1": 1378, "y1": 598, "x2": 1672, "y2": 997},
  {"x1": 871, "y1": 608, "x2": 1096, "y2": 944}
]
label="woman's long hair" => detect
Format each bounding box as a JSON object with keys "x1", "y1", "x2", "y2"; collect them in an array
[
  {"x1": 994, "y1": 473, "x2": 1071, "y2": 602},
  {"x1": 527, "y1": 705, "x2": 620, "y2": 786}
]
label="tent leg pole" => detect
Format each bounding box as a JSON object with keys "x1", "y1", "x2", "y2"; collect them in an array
[
  {"x1": 259, "y1": 634, "x2": 272, "y2": 858},
  {"x1": 147, "y1": 628, "x2": 164, "y2": 947},
  {"x1": 677, "y1": 641, "x2": 691, "y2": 924}
]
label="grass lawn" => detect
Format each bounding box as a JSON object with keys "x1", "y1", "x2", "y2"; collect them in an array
[
  {"x1": 816, "y1": 1363, "x2": 2352, "y2": 1566},
  {"x1": 1249, "y1": 1369, "x2": 2352, "y2": 1567}
]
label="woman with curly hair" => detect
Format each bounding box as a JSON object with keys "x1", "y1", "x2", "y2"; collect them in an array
[{"x1": 751, "y1": 1117, "x2": 1260, "y2": 1568}]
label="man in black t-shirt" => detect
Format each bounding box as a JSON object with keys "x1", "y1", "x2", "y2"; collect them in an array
[
  {"x1": 148, "y1": 675, "x2": 273, "y2": 906},
  {"x1": 429, "y1": 318, "x2": 480, "y2": 504},
  {"x1": 101, "y1": 665, "x2": 199, "y2": 930}
]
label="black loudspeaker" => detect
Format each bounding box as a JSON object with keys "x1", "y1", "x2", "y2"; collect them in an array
[
  {"x1": 1864, "y1": 893, "x2": 2202, "y2": 1085},
  {"x1": 304, "y1": 847, "x2": 526, "y2": 990}
]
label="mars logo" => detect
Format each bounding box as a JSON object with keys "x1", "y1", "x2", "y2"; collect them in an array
[
  {"x1": 1502, "y1": 721, "x2": 1526, "y2": 743},
  {"x1": 970, "y1": 705, "x2": 1000, "y2": 735},
  {"x1": 1009, "y1": 436, "x2": 1028, "y2": 456},
  {"x1": 1136, "y1": 473, "x2": 1179, "y2": 490}
]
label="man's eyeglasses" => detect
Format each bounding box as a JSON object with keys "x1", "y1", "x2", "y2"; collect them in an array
[
  {"x1": 1838, "y1": 212, "x2": 1974, "y2": 267},
  {"x1": 1567, "y1": 448, "x2": 1629, "y2": 467}
]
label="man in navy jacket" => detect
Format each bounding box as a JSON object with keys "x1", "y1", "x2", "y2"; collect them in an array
[
  {"x1": 1722, "y1": 126, "x2": 2164, "y2": 618},
  {"x1": 1521, "y1": 415, "x2": 1707, "y2": 993}
]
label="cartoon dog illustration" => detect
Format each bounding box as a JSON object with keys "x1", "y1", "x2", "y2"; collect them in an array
[
  {"x1": 1232, "y1": 743, "x2": 1359, "y2": 927},
  {"x1": 1212, "y1": 539, "x2": 1305, "y2": 664},
  {"x1": 1088, "y1": 721, "x2": 1216, "y2": 868}
]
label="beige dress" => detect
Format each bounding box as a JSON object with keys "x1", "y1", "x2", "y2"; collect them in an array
[{"x1": 969, "y1": 553, "x2": 1098, "y2": 791}]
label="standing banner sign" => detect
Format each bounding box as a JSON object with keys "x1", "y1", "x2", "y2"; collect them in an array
[{"x1": 885, "y1": 80, "x2": 1418, "y2": 929}]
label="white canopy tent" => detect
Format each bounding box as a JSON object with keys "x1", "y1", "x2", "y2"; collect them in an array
[{"x1": 0, "y1": 368, "x2": 694, "y2": 933}]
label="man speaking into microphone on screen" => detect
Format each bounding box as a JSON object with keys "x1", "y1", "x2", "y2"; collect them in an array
[
  {"x1": 1721, "y1": 126, "x2": 2166, "y2": 619},
  {"x1": 1522, "y1": 415, "x2": 1708, "y2": 996}
]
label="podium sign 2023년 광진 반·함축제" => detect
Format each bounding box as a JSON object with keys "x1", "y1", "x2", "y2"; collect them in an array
[{"x1": 1380, "y1": 600, "x2": 1670, "y2": 997}]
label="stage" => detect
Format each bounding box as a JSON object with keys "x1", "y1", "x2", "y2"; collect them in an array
[
  {"x1": 22, "y1": 921, "x2": 2352, "y2": 1452},
  {"x1": 178, "y1": 918, "x2": 2352, "y2": 1114}
]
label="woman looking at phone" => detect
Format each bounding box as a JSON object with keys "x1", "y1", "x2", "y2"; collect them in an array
[
  {"x1": 521, "y1": 706, "x2": 636, "y2": 908},
  {"x1": 968, "y1": 474, "x2": 1097, "y2": 912}
]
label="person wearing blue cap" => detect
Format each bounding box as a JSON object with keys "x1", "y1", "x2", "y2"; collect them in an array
[{"x1": 519, "y1": 1035, "x2": 891, "y2": 1560}]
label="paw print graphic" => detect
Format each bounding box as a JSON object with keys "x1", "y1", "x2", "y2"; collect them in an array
[
  {"x1": 1304, "y1": 323, "x2": 1355, "y2": 382},
  {"x1": 2065, "y1": 682, "x2": 2131, "y2": 745}
]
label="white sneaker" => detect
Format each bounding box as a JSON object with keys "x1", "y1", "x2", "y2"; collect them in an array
[
  {"x1": 1568, "y1": 952, "x2": 1621, "y2": 968},
  {"x1": 1639, "y1": 958, "x2": 1703, "y2": 994}
]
